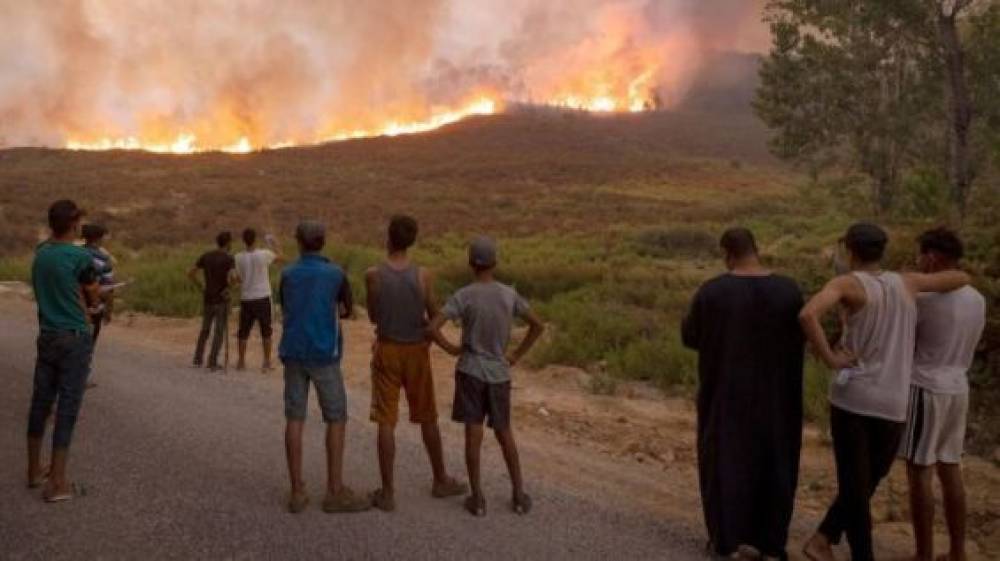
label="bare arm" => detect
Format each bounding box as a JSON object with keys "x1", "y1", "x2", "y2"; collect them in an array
[
  {"x1": 364, "y1": 267, "x2": 378, "y2": 324},
  {"x1": 799, "y1": 276, "x2": 858, "y2": 369},
  {"x1": 903, "y1": 270, "x2": 970, "y2": 295},
  {"x1": 427, "y1": 313, "x2": 461, "y2": 356},
  {"x1": 421, "y1": 267, "x2": 440, "y2": 320},
  {"x1": 507, "y1": 309, "x2": 544, "y2": 367},
  {"x1": 264, "y1": 235, "x2": 285, "y2": 264},
  {"x1": 680, "y1": 289, "x2": 702, "y2": 350},
  {"x1": 187, "y1": 267, "x2": 203, "y2": 291},
  {"x1": 337, "y1": 276, "x2": 355, "y2": 320}
]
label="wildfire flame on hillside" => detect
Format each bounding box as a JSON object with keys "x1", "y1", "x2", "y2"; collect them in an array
[{"x1": 0, "y1": 1, "x2": 767, "y2": 154}]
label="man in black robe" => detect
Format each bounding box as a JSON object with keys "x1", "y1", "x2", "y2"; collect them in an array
[{"x1": 682, "y1": 228, "x2": 805, "y2": 560}]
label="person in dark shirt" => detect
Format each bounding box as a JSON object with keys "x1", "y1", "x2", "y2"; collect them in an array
[
  {"x1": 682, "y1": 228, "x2": 805, "y2": 560},
  {"x1": 27, "y1": 199, "x2": 100, "y2": 503},
  {"x1": 188, "y1": 232, "x2": 235, "y2": 371}
]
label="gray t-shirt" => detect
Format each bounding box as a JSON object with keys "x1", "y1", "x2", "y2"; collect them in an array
[
  {"x1": 441, "y1": 281, "x2": 531, "y2": 383},
  {"x1": 911, "y1": 287, "x2": 986, "y2": 395}
]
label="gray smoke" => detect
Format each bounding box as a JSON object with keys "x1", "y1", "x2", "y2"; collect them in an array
[{"x1": 0, "y1": 0, "x2": 767, "y2": 148}]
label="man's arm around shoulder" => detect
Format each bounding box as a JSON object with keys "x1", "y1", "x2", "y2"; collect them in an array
[{"x1": 903, "y1": 270, "x2": 971, "y2": 296}]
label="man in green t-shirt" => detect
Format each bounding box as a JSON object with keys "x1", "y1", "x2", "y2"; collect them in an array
[{"x1": 27, "y1": 199, "x2": 100, "y2": 503}]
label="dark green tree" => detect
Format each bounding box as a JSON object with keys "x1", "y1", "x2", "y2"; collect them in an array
[{"x1": 755, "y1": 0, "x2": 997, "y2": 217}]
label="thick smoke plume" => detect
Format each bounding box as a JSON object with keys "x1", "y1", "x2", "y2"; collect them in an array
[{"x1": 0, "y1": 0, "x2": 767, "y2": 150}]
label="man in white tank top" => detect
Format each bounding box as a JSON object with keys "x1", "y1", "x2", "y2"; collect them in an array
[
  {"x1": 899, "y1": 228, "x2": 985, "y2": 561},
  {"x1": 234, "y1": 228, "x2": 283, "y2": 372},
  {"x1": 799, "y1": 223, "x2": 971, "y2": 561}
]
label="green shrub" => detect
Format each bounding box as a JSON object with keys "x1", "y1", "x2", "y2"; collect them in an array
[
  {"x1": 608, "y1": 332, "x2": 698, "y2": 391},
  {"x1": 0, "y1": 255, "x2": 31, "y2": 282},
  {"x1": 634, "y1": 227, "x2": 718, "y2": 259},
  {"x1": 804, "y1": 358, "x2": 832, "y2": 431}
]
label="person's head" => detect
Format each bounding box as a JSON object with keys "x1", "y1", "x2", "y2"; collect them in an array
[
  {"x1": 48, "y1": 199, "x2": 84, "y2": 240},
  {"x1": 387, "y1": 215, "x2": 418, "y2": 253},
  {"x1": 242, "y1": 228, "x2": 257, "y2": 248},
  {"x1": 468, "y1": 236, "x2": 497, "y2": 275},
  {"x1": 216, "y1": 231, "x2": 232, "y2": 250},
  {"x1": 719, "y1": 227, "x2": 759, "y2": 270},
  {"x1": 843, "y1": 222, "x2": 888, "y2": 268},
  {"x1": 81, "y1": 223, "x2": 107, "y2": 246},
  {"x1": 917, "y1": 227, "x2": 964, "y2": 273},
  {"x1": 296, "y1": 221, "x2": 326, "y2": 254}
]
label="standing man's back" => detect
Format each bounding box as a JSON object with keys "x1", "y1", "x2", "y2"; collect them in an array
[
  {"x1": 26, "y1": 199, "x2": 100, "y2": 503},
  {"x1": 188, "y1": 232, "x2": 235, "y2": 371},
  {"x1": 365, "y1": 215, "x2": 466, "y2": 512},
  {"x1": 277, "y1": 221, "x2": 369, "y2": 514},
  {"x1": 682, "y1": 228, "x2": 805, "y2": 560},
  {"x1": 900, "y1": 228, "x2": 986, "y2": 561},
  {"x1": 234, "y1": 228, "x2": 281, "y2": 372}
]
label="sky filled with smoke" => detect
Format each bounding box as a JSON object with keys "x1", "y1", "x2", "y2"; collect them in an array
[{"x1": 0, "y1": 0, "x2": 768, "y2": 149}]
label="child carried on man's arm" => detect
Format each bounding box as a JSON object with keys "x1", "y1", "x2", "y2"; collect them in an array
[
  {"x1": 81, "y1": 224, "x2": 118, "y2": 341},
  {"x1": 427, "y1": 236, "x2": 544, "y2": 517}
]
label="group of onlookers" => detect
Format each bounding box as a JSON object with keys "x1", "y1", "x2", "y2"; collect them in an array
[
  {"x1": 684, "y1": 224, "x2": 984, "y2": 561},
  {"x1": 186, "y1": 215, "x2": 544, "y2": 514},
  {"x1": 21, "y1": 198, "x2": 987, "y2": 560}
]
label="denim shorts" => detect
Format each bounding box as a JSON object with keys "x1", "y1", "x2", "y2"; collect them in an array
[{"x1": 283, "y1": 362, "x2": 347, "y2": 423}]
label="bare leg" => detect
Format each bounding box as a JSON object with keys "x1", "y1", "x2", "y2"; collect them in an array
[
  {"x1": 237, "y1": 339, "x2": 247, "y2": 371},
  {"x1": 494, "y1": 428, "x2": 524, "y2": 498},
  {"x1": 803, "y1": 533, "x2": 835, "y2": 561},
  {"x1": 44, "y1": 448, "x2": 71, "y2": 498},
  {"x1": 27, "y1": 436, "x2": 44, "y2": 485},
  {"x1": 421, "y1": 422, "x2": 449, "y2": 484},
  {"x1": 262, "y1": 338, "x2": 273, "y2": 370},
  {"x1": 907, "y1": 463, "x2": 936, "y2": 561},
  {"x1": 377, "y1": 422, "x2": 395, "y2": 501},
  {"x1": 465, "y1": 423, "x2": 485, "y2": 500},
  {"x1": 326, "y1": 421, "x2": 346, "y2": 496},
  {"x1": 285, "y1": 420, "x2": 305, "y2": 494},
  {"x1": 937, "y1": 464, "x2": 967, "y2": 561}
]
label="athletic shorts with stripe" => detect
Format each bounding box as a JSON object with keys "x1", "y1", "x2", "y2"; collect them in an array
[
  {"x1": 369, "y1": 340, "x2": 438, "y2": 426},
  {"x1": 898, "y1": 385, "x2": 968, "y2": 466}
]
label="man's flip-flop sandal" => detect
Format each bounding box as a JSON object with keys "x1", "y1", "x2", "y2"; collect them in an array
[
  {"x1": 511, "y1": 493, "x2": 533, "y2": 515},
  {"x1": 43, "y1": 483, "x2": 85, "y2": 503},
  {"x1": 464, "y1": 496, "x2": 486, "y2": 517}
]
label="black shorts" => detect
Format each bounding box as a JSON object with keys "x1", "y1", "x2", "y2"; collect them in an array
[
  {"x1": 238, "y1": 297, "x2": 273, "y2": 340},
  {"x1": 452, "y1": 371, "x2": 511, "y2": 431}
]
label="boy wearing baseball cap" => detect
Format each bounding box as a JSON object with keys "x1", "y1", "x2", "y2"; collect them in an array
[{"x1": 427, "y1": 236, "x2": 544, "y2": 517}]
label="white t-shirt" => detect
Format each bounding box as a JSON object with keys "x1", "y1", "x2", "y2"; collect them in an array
[
  {"x1": 235, "y1": 249, "x2": 276, "y2": 301},
  {"x1": 911, "y1": 286, "x2": 986, "y2": 395}
]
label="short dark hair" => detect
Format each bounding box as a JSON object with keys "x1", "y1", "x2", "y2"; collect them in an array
[
  {"x1": 844, "y1": 222, "x2": 888, "y2": 264},
  {"x1": 388, "y1": 215, "x2": 418, "y2": 252},
  {"x1": 81, "y1": 223, "x2": 107, "y2": 243},
  {"x1": 48, "y1": 199, "x2": 84, "y2": 237},
  {"x1": 296, "y1": 221, "x2": 326, "y2": 253},
  {"x1": 918, "y1": 227, "x2": 964, "y2": 262},
  {"x1": 242, "y1": 228, "x2": 257, "y2": 247},
  {"x1": 720, "y1": 227, "x2": 758, "y2": 260},
  {"x1": 216, "y1": 231, "x2": 232, "y2": 248}
]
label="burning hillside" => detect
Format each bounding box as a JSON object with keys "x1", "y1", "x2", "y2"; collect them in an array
[{"x1": 0, "y1": 1, "x2": 767, "y2": 153}]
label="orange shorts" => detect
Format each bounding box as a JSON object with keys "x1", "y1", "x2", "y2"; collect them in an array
[{"x1": 370, "y1": 340, "x2": 438, "y2": 426}]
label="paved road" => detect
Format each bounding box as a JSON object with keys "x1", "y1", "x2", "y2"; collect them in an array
[{"x1": 0, "y1": 308, "x2": 705, "y2": 560}]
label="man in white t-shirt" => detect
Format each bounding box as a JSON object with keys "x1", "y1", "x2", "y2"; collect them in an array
[
  {"x1": 235, "y1": 228, "x2": 283, "y2": 372},
  {"x1": 899, "y1": 228, "x2": 985, "y2": 561}
]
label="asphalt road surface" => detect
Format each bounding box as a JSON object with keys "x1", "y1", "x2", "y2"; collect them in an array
[{"x1": 0, "y1": 307, "x2": 705, "y2": 560}]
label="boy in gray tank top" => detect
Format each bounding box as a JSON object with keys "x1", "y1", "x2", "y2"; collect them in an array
[
  {"x1": 428, "y1": 236, "x2": 545, "y2": 517},
  {"x1": 800, "y1": 223, "x2": 970, "y2": 561},
  {"x1": 899, "y1": 229, "x2": 985, "y2": 561},
  {"x1": 364, "y1": 216, "x2": 466, "y2": 512}
]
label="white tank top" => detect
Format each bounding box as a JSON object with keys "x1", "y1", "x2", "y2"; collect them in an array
[{"x1": 829, "y1": 271, "x2": 917, "y2": 422}]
